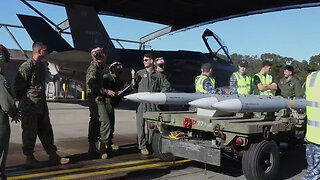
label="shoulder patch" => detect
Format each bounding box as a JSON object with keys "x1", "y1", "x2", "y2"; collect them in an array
[{"x1": 4, "y1": 79, "x2": 10, "y2": 89}]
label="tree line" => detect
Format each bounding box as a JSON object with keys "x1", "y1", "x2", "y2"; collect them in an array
[{"x1": 230, "y1": 53, "x2": 320, "y2": 83}]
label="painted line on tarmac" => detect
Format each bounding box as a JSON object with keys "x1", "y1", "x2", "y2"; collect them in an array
[
  {"x1": 52, "y1": 159, "x2": 191, "y2": 180},
  {"x1": 8, "y1": 158, "x2": 159, "y2": 180}
]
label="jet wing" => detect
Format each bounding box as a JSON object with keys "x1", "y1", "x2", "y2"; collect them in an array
[
  {"x1": 45, "y1": 50, "x2": 91, "y2": 73},
  {"x1": 28, "y1": 0, "x2": 320, "y2": 30}
]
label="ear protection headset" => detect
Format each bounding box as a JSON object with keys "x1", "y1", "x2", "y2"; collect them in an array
[
  {"x1": 91, "y1": 47, "x2": 105, "y2": 59},
  {"x1": 0, "y1": 44, "x2": 10, "y2": 62}
]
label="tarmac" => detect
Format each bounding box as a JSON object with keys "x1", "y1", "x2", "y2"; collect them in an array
[{"x1": 5, "y1": 100, "x2": 308, "y2": 179}]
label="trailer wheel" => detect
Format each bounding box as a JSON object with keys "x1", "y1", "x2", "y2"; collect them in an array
[
  {"x1": 243, "y1": 140, "x2": 279, "y2": 180},
  {"x1": 152, "y1": 132, "x2": 174, "y2": 161},
  {"x1": 242, "y1": 144, "x2": 257, "y2": 180}
]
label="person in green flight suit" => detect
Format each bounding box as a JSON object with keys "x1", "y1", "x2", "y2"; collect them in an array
[
  {"x1": 0, "y1": 44, "x2": 20, "y2": 179},
  {"x1": 131, "y1": 53, "x2": 170, "y2": 155},
  {"x1": 276, "y1": 65, "x2": 303, "y2": 98},
  {"x1": 86, "y1": 47, "x2": 117, "y2": 159}
]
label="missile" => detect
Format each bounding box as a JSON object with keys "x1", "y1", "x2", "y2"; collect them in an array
[
  {"x1": 133, "y1": 93, "x2": 233, "y2": 105},
  {"x1": 124, "y1": 92, "x2": 151, "y2": 103},
  {"x1": 210, "y1": 98, "x2": 306, "y2": 113},
  {"x1": 188, "y1": 95, "x2": 283, "y2": 109}
]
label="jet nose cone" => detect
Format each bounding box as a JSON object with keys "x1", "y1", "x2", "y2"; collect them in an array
[
  {"x1": 138, "y1": 93, "x2": 166, "y2": 104},
  {"x1": 188, "y1": 97, "x2": 218, "y2": 109},
  {"x1": 211, "y1": 99, "x2": 242, "y2": 112},
  {"x1": 124, "y1": 92, "x2": 151, "y2": 102}
]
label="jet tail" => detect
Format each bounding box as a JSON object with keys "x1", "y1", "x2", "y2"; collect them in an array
[
  {"x1": 66, "y1": 4, "x2": 119, "y2": 61},
  {"x1": 17, "y1": 14, "x2": 73, "y2": 52}
]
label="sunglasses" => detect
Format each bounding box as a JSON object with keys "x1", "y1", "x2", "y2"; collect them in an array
[
  {"x1": 143, "y1": 58, "x2": 150, "y2": 62},
  {"x1": 158, "y1": 64, "x2": 165, "y2": 68}
]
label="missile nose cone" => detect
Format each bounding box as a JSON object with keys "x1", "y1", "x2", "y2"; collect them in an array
[
  {"x1": 124, "y1": 92, "x2": 151, "y2": 102},
  {"x1": 211, "y1": 99, "x2": 242, "y2": 112},
  {"x1": 138, "y1": 93, "x2": 167, "y2": 104},
  {"x1": 188, "y1": 97, "x2": 218, "y2": 109}
]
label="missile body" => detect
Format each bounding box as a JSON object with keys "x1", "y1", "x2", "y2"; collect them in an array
[
  {"x1": 211, "y1": 98, "x2": 306, "y2": 112},
  {"x1": 124, "y1": 92, "x2": 151, "y2": 103},
  {"x1": 125, "y1": 92, "x2": 234, "y2": 105}
]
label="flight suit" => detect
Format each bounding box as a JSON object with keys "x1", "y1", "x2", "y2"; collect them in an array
[
  {"x1": 86, "y1": 61, "x2": 114, "y2": 145},
  {"x1": 0, "y1": 73, "x2": 18, "y2": 178},
  {"x1": 277, "y1": 76, "x2": 303, "y2": 98},
  {"x1": 14, "y1": 59, "x2": 57, "y2": 156},
  {"x1": 134, "y1": 69, "x2": 170, "y2": 149}
]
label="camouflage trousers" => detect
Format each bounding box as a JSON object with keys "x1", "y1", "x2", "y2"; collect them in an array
[
  {"x1": 0, "y1": 115, "x2": 10, "y2": 176},
  {"x1": 303, "y1": 143, "x2": 320, "y2": 180},
  {"x1": 21, "y1": 112, "x2": 57, "y2": 155}
]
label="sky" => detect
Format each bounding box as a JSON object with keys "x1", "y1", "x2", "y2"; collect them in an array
[{"x1": 1, "y1": 0, "x2": 320, "y2": 62}]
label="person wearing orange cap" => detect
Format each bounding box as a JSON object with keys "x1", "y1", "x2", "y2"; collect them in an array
[{"x1": 0, "y1": 44, "x2": 20, "y2": 179}]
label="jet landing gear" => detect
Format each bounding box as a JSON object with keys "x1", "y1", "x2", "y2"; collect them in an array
[{"x1": 242, "y1": 140, "x2": 280, "y2": 180}]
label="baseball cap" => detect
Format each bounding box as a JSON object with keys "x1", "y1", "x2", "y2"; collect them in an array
[
  {"x1": 155, "y1": 57, "x2": 165, "y2": 65},
  {"x1": 239, "y1": 59, "x2": 248, "y2": 67}
]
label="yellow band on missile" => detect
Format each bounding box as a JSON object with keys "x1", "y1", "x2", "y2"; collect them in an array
[{"x1": 289, "y1": 99, "x2": 295, "y2": 109}]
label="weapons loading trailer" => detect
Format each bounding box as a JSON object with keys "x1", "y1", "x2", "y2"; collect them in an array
[{"x1": 144, "y1": 110, "x2": 306, "y2": 180}]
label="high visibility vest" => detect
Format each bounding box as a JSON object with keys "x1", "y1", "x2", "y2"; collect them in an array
[
  {"x1": 195, "y1": 74, "x2": 215, "y2": 93},
  {"x1": 254, "y1": 72, "x2": 273, "y2": 96},
  {"x1": 305, "y1": 71, "x2": 320, "y2": 145},
  {"x1": 232, "y1": 71, "x2": 251, "y2": 95}
]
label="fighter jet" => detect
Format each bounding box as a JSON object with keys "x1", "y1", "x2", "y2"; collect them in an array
[{"x1": 8, "y1": 0, "x2": 320, "y2": 92}]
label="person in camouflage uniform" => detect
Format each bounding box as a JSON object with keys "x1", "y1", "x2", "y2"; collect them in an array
[
  {"x1": 132, "y1": 53, "x2": 170, "y2": 155},
  {"x1": 0, "y1": 44, "x2": 19, "y2": 179},
  {"x1": 86, "y1": 47, "x2": 117, "y2": 159},
  {"x1": 14, "y1": 42, "x2": 69, "y2": 168}
]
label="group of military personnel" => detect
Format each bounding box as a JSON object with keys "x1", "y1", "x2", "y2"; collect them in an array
[
  {"x1": 0, "y1": 41, "x2": 320, "y2": 179},
  {"x1": 195, "y1": 59, "x2": 304, "y2": 98}
]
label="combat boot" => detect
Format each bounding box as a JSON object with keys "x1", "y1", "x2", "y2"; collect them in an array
[
  {"x1": 25, "y1": 154, "x2": 41, "y2": 169},
  {"x1": 48, "y1": 153, "x2": 70, "y2": 165},
  {"x1": 88, "y1": 142, "x2": 100, "y2": 158},
  {"x1": 99, "y1": 142, "x2": 108, "y2": 159}
]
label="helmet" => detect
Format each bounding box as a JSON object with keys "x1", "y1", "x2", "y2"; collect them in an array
[
  {"x1": 155, "y1": 57, "x2": 165, "y2": 66},
  {"x1": 90, "y1": 47, "x2": 105, "y2": 59},
  {"x1": 109, "y1": 61, "x2": 123, "y2": 74},
  {"x1": 0, "y1": 44, "x2": 10, "y2": 67}
]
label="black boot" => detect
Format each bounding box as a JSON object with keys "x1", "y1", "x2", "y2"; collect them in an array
[
  {"x1": 25, "y1": 154, "x2": 41, "y2": 169},
  {"x1": 49, "y1": 152, "x2": 70, "y2": 165},
  {"x1": 88, "y1": 142, "x2": 100, "y2": 158}
]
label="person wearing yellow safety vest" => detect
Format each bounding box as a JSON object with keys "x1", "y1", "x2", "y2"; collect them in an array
[
  {"x1": 303, "y1": 71, "x2": 320, "y2": 180},
  {"x1": 252, "y1": 60, "x2": 277, "y2": 96},
  {"x1": 230, "y1": 59, "x2": 252, "y2": 95},
  {"x1": 195, "y1": 63, "x2": 229, "y2": 94}
]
